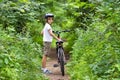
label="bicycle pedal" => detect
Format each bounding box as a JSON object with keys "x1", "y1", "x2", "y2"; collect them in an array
[{"x1": 53, "y1": 64, "x2": 59, "y2": 67}]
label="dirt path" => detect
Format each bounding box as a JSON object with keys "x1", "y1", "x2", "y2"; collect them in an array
[{"x1": 46, "y1": 48, "x2": 70, "y2": 80}]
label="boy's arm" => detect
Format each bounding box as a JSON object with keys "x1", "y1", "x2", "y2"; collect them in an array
[{"x1": 48, "y1": 29, "x2": 60, "y2": 41}]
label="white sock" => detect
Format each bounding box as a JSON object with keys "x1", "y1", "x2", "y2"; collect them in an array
[
  {"x1": 41, "y1": 68, "x2": 48, "y2": 72},
  {"x1": 41, "y1": 68, "x2": 45, "y2": 71}
]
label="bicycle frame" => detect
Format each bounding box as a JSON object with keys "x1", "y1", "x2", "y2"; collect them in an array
[
  {"x1": 53, "y1": 30, "x2": 70, "y2": 76},
  {"x1": 56, "y1": 33, "x2": 64, "y2": 62},
  {"x1": 56, "y1": 34, "x2": 65, "y2": 76},
  {"x1": 53, "y1": 30, "x2": 70, "y2": 61}
]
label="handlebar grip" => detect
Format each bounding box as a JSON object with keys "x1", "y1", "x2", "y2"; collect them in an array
[
  {"x1": 64, "y1": 30, "x2": 71, "y2": 32},
  {"x1": 52, "y1": 31, "x2": 55, "y2": 33},
  {"x1": 53, "y1": 30, "x2": 71, "y2": 34}
]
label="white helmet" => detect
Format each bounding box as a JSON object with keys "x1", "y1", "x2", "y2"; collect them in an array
[{"x1": 45, "y1": 13, "x2": 54, "y2": 19}]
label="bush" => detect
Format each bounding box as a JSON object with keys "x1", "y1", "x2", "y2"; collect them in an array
[
  {"x1": 67, "y1": 0, "x2": 120, "y2": 80},
  {"x1": 0, "y1": 28, "x2": 48, "y2": 80},
  {"x1": 67, "y1": 24, "x2": 120, "y2": 80}
]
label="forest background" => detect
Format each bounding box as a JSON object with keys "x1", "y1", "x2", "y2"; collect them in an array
[{"x1": 0, "y1": 0, "x2": 120, "y2": 80}]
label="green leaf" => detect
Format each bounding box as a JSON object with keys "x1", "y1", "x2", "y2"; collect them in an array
[
  {"x1": 4, "y1": 58, "x2": 9, "y2": 65},
  {"x1": 0, "y1": 0, "x2": 2, "y2": 2},
  {"x1": 0, "y1": 59, "x2": 4, "y2": 67}
]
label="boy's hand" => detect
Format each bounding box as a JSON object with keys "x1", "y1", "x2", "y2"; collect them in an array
[{"x1": 58, "y1": 38, "x2": 62, "y2": 42}]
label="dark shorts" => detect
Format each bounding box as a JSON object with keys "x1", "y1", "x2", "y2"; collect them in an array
[{"x1": 43, "y1": 42, "x2": 51, "y2": 56}]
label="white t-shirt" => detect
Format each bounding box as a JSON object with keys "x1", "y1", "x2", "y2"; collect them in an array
[{"x1": 43, "y1": 23, "x2": 53, "y2": 42}]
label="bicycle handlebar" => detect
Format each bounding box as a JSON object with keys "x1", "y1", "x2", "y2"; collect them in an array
[{"x1": 53, "y1": 30, "x2": 71, "y2": 34}]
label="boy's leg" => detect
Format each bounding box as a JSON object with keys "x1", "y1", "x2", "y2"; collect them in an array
[
  {"x1": 42, "y1": 42, "x2": 49, "y2": 69},
  {"x1": 41, "y1": 42, "x2": 52, "y2": 73},
  {"x1": 42, "y1": 55, "x2": 47, "y2": 68}
]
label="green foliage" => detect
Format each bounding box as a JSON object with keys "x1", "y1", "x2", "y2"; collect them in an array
[
  {"x1": 0, "y1": 0, "x2": 120, "y2": 79},
  {"x1": 0, "y1": 0, "x2": 44, "y2": 33},
  {"x1": 67, "y1": 0, "x2": 120, "y2": 80},
  {"x1": 68, "y1": 28, "x2": 120, "y2": 79},
  {"x1": 27, "y1": 21, "x2": 43, "y2": 44},
  {"x1": 0, "y1": 28, "x2": 47, "y2": 80},
  {"x1": 65, "y1": 1, "x2": 95, "y2": 30},
  {"x1": 62, "y1": 1, "x2": 95, "y2": 51}
]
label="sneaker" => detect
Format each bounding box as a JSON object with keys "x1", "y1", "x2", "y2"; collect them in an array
[
  {"x1": 43, "y1": 69, "x2": 52, "y2": 74},
  {"x1": 53, "y1": 64, "x2": 59, "y2": 67}
]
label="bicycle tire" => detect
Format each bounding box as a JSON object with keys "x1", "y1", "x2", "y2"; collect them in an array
[{"x1": 58, "y1": 48, "x2": 65, "y2": 76}]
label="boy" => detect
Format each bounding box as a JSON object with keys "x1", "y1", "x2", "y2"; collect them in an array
[{"x1": 41, "y1": 13, "x2": 61, "y2": 74}]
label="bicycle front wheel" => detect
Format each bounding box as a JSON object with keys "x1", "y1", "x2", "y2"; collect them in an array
[{"x1": 58, "y1": 48, "x2": 65, "y2": 76}]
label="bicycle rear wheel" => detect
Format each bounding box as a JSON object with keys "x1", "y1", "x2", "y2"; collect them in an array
[{"x1": 58, "y1": 48, "x2": 65, "y2": 76}]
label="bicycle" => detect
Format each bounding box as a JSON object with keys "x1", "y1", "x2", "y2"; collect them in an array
[{"x1": 53, "y1": 30, "x2": 70, "y2": 76}]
